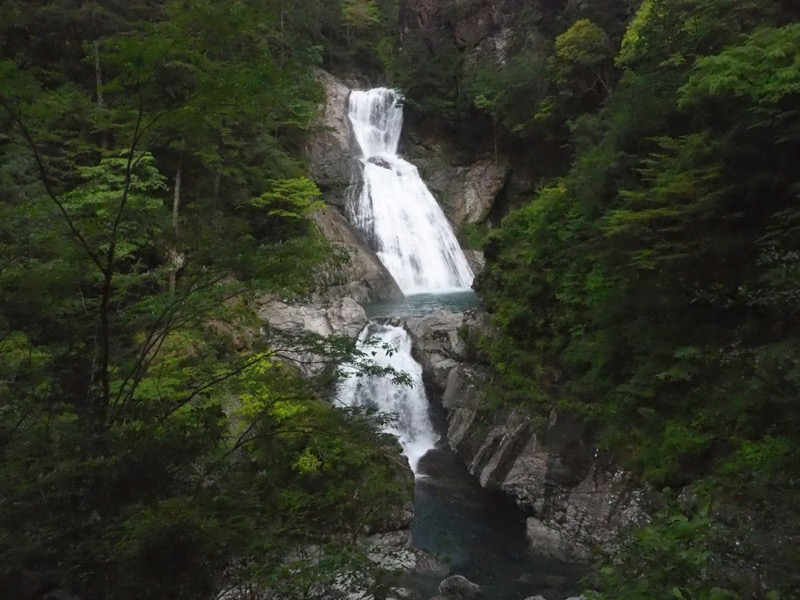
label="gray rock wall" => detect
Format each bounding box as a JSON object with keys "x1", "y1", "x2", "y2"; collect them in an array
[
  {"x1": 406, "y1": 309, "x2": 648, "y2": 563},
  {"x1": 310, "y1": 206, "x2": 403, "y2": 304},
  {"x1": 306, "y1": 69, "x2": 354, "y2": 209}
]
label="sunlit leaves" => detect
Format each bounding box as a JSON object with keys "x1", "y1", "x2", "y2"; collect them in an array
[
  {"x1": 251, "y1": 176, "x2": 324, "y2": 219},
  {"x1": 680, "y1": 24, "x2": 800, "y2": 107},
  {"x1": 64, "y1": 152, "x2": 166, "y2": 262},
  {"x1": 556, "y1": 20, "x2": 613, "y2": 69}
]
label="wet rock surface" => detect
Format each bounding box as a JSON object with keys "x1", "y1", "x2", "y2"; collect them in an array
[
  {"x1": 310, "y1": 205, "x2": 403, "y2": 304},
  {"x1": 438, "y1": 575, "x2": 482, "y2": 599},
  {"x1": 407, "y1": 308, "x2": 648, "y2": 563}
]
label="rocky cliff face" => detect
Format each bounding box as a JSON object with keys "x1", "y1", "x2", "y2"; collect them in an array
[
  {"x1": 310, "y1": 205, "x2": 403, "y2": 304},
  {"x1": 301, "y1": 61, "x2": 648, "y2": 568},
  {"x1": 407, "y1": 139, "x2": 510, "y2": 231},
  {"x1": 306, "y1": 69, "x2": 355, "y2": 210},
  {"x1": 406, "y1": 310, "x2": 648, "y2": 563}
]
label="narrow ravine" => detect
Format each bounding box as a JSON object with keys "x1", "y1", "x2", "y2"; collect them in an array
[{"x1": 337, "y1": 88, "x2": 582, "y2": 599}]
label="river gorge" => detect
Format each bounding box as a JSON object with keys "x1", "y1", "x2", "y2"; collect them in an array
[{"x1": 300, "y1": 81, "x2": 591, "y2": 599}]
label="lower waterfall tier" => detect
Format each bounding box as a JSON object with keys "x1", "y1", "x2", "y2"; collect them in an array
[{"x1": 336, "y1": 321, "x2": 438, "y2": 473}]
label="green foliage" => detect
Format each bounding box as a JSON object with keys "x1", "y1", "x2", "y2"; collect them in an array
[
  {"x1": 555, "y1": 20, "x2": 613, "y2": 69},
  {"x1": 0, "y1": 1, "x2": 413, "y2": 598},
  {"x1": 468, "y1": 48, "x2": 552, "y2": 135},
  {"x1": 553, "y1": 19, "x2": 614, "y2": 105},
  {"x1": 587, "y1": 505, "x2": 741, "y2": 600},
  {"x1": 341, "y1": 0, "x2": 381, "y2": 29},
  {"x1": 679, "y1": 23, "x2": 800, "y2": 106},
  {"x1": 478, "y1": 0, "x2": 800, "y2": 594},
  {"x1": 461, "y1": 222, "x2": 491, "y2": 250},
  {"x1": 252, "y1": 176, "x2": 324, "y2": 219}
]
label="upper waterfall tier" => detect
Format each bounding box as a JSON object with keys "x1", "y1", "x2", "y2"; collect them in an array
[{"x1": 347, "y1": 88, "x2": 474, "y2": 295}]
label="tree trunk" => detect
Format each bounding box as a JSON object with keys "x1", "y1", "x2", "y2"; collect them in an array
[
  {"x1": 94, "y1": 41, "x2": 108, "y2": 150},
  {"x1": 213, "y1": 170, "x2": 222, "y2": 203},
  {"x1": 169, "y1": 143, "x2": 185, "y2": 294}
]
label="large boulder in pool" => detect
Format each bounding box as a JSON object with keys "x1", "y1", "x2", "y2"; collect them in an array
[{"x1": 437, "y1": 575, "x2": 482, "y2": 599}]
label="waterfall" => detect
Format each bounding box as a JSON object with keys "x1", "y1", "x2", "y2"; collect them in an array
[
  {"x1": 337, "y1": 322, "x2": 438, "y2": 474},
  {"x1": 347, "y1": 88, "x2": 474, "y2": 295}
]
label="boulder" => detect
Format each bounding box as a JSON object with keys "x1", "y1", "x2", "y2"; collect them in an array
[
  {"x1": 437, "y1": 575, "x2": 482, "y2": 599},
  {"x1": 257, "y1": 296, "x2": 367, "y2": 340},
  {"x1": 413, "y1": 548, "x2": 451, "y2": 577},
  {"x1": 310, "y1": 205, "x2": 403, "y2": 304},
  {"x1": 256, "y1": 296, "x2": 367, "y2": 376},
  {"x1": 466, "y1": 409, "x2": 532, "y2": 490},
  {"x1": 441, "y1": 365, "x2": 484, "y2": 449},
  {"x1": 526, "y1": 517, "x2": 584, "y2": 563},
  {"x1": 363, "y1": 530, "x2": 416, "y2": 572},
  {"x1": 405, "y1": 310, "x2": 468, "y2": 390}
]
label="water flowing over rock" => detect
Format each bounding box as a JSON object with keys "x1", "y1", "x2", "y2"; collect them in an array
[
  {"x1": 337, "y1": 322, "x2": 439, "y2": 474},
  {"x1": 346, "y1": 88, "x2": 474, "y2": 294},
  {"x1": 310, "y1": 205, "x2": 403, "y2": 304}
]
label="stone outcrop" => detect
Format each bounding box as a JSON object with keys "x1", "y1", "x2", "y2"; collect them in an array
[
  {"x1": 405, "y1": 310, "x2": 470, "y2": 390},
  {"x1": 256, "y1": 296, "x2": 367, "y2": 377},
  {"x1": 407, "y1": 139, "x2": 509, "y2": 233},
  {"x1": 406, "y1": 309, "x2": 648, "y2": 563},
  {"x1": 310, "y1": 205, "x2": 403, "y2": 304},
  {"x1": 306, "y1": 69, "x2": 354, "y2": 209},
  {"x1": 257, "y1": 296, "x2": 367, "y2": 340},
  {"x1": 463, "y1": 250, "x2": 485, "y2": 275},
  {"x1": 458, "y1": 159, "x2": 509, "y2": 226}
]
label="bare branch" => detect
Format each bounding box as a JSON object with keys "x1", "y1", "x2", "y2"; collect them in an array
[{"x1": 0, "y1": 94, "x2": 106, "y2": 273}]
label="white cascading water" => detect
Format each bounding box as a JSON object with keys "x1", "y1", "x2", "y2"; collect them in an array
[
  {"x1": 347, "y1": 88, "x2": 474, "y2": 295},
  {"x1": 337, "y1": 322, "x2": 438, "y2": 475}
]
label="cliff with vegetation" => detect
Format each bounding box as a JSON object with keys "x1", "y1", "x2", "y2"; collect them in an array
[{"x1": 390, "y1": 0, "x2": 800, "y2": 597}]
